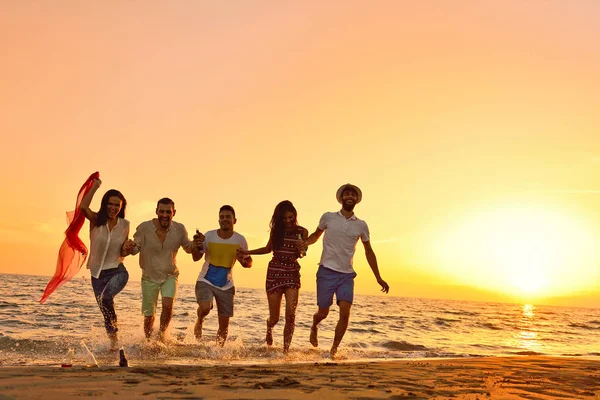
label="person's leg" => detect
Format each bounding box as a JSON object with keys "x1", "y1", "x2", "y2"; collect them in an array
[
  {"x1": 214, "y1": 286, "x2": 235, "y2": 346},
  {"x1": 158, "y1": 276, "x2": 178, "y2": 339},
  {"x1": 144, "y1": 316, "x2": 155, "y2": 339},
  {"x1": 282, "y1": 288, "x2": 299, "y2": 353},
  {"x1": 158, "y1": 297, "x2": 174, "y2": 340},
  {"x1": 266, "y1": 290, "x2": 283, "y2": 346},
  {"x1": 194, "y1": 281, "x2": 214, "y2": 341},
  {"x1": 141, "y1": 277, "x2": 160, "y2": 339},
  {"x1": 311, "y1": 307, "x2": 330, "y2": 347},
  {"x1": 330, "y1": 272, "x2": 356, "y2": 357},
  {"x1": 311, "y1": 266, "x2": 335, "y2": 347},
  {"x1": 217, "y1": 316, "x2": 230, "y2": 346},
  {"x1": 331, "y1": 301, "x2": 352, "y2": 358},
  {"x1": 98, "y1": 266, "x2": 129, "y2": 348},
  {"x1": 91, "y1": 273, "x2": 113, "y2": 341}
]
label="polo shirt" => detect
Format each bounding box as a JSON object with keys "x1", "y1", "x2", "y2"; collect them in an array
[{"x1": 317, "y1": 211, "x2": 370, "y2": 273}]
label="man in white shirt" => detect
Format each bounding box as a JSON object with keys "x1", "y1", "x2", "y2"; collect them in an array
[
  {"x1": 304, "y1": 183, "x2": 390, "y2": 357},
  {"x1": 193, "y1": 205, "x2": 252, "y2": 346},
  {"x1": 123, "y1": 198, "x2": 202, "y2": 340}
]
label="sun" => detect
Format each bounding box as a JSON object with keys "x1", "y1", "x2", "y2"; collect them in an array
[
  {"x1": 435, "y1": 205, "x2": 597, "y2": 298},
  {"x1": 488, "y1": 215, "x2": 566, "y2": 296}
]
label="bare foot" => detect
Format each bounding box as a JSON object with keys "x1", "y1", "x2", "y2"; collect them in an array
[
  {"x1": 266, "y1": 319, "x2": 273, "y2": 346},
  {"x1": 309, "y1": 326, "x2": 318, "y2": 347},
  {"x1": 330, "y1": 345, "x2": 338, "y2": 359},
  {"x1": 194, "y1": 320, "x2": 203, "y2": 342},
  {"x1": 157, "y1": 330, "x2": 168, "y2": 344}
]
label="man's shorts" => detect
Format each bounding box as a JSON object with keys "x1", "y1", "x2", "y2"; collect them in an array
[
  {"x1": 141, "y1": 275, "x2": 178, "y2": 317},
  {"x1": 316, "y1": 265, "x2": 357, "y2": 308},
  {"x1": 195, "y1": 280, "x2": 235, "y2": 317}
]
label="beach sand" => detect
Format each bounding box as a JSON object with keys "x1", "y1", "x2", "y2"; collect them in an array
[{"x1": 1, "y1": 356, "x2": 599, "y2": 399}]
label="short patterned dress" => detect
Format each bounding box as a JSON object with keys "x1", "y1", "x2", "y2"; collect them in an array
[{"x1": 265, "y1": 226, "x2": 304, "y2": 293}]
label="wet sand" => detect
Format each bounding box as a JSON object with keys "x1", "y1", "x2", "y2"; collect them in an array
[{"x1": 1, "y1": 356, "x2": 599, "y2": 399}]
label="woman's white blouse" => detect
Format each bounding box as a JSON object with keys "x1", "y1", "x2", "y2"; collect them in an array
[{"x1": 87, "y1": 218, "x2": 129, "y2": 278}]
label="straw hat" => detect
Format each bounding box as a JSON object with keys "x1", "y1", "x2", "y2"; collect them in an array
[{"x1": 336, "y1": 183, "x2": 362, "y2": 204}]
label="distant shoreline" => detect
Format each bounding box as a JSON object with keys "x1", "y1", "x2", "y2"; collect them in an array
[{"x1": 3, "y1": 272, "x2": 598, "y2": 310}]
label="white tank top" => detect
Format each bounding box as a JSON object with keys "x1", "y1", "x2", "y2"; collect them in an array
[{"x1": 87, "y1": 218, "x2": 129, "y2": 278}]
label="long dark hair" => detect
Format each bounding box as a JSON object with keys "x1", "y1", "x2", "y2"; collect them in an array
[
  {"x1": 96, "y1": 189, "x2": 127, "y2": 227},
  {"x1": 269, "y1": 200, "x2": 297, "y2": 250}
]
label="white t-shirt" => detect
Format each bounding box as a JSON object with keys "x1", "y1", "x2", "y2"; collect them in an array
[
  {"x1": 87, "y1": 218, "x2": 129, "y2": 279},
  {"x1": 318, "y1": 211, "x2": 370, "y2": 274},
  {"x1": 197, "y1": 230, "x2": 248, "y2": 290}
]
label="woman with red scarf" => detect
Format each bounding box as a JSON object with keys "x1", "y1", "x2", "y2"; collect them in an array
[{"x1": 80, "y1": 178, "x2": 131, "y2": 350}]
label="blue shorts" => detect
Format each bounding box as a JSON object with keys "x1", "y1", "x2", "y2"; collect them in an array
[{"x1": 316, "y1": 265, "x2": 357, "y2": 308}]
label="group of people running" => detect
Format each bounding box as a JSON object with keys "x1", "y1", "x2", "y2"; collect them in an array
[{"x1": 81, "y1": 180, "x2": 389, "y2": 357}]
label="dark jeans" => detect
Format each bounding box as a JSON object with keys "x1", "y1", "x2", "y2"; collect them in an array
[{"x1": 91, "y1": 264, "x2": 129, "y2": 335}]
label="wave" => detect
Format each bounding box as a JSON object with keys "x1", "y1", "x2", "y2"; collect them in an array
[
  {"x1": 0, "y1": 335, "x2": 81, "y2": 354},
  {"x1": 348, "y1": 328, "x2": 384, "y2": 334},
  {"x1": 568, "y1": 323, "x2": 599, "y2": 330},
  {"x1": 511, "y1": 351, "x2": 545, "y2": 356},
  {"x1": 355, "y1": 320, "x2": 378, "y2": 325},
  {"x1": 348, "y1": 327, "x2": 384, "y2": 334},
  {"x1": 0, "y1": 332, "x2": 444, "y2": 367},
  {"x1": 435, "y1": 317, "x2": 460, "y2": 326},
  {"x1": 476, "y1": 322, "x2": 503, "y2": 331},
  {"x1": 380, "y1": 340, "x2": 427, "y2": 351},
  {"x1": 0, "y1": 301, "x2": 20, "y2": 309},
  {"x1": 442, "y1": 310, "x2": 479, "y2": 317},
  {"x1": 470, "y1": 344, "x2": 510, "y2": 351}
]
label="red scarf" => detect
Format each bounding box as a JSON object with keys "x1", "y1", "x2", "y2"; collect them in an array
[{"x1": 39, "y1": 172, "x2": 100, "y2": 304}]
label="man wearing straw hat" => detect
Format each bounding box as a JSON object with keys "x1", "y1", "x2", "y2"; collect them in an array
[{"x1": 303, "y1": 183, "x2": 390, "y2": 358}]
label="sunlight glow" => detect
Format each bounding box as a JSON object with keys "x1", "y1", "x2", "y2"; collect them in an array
[
  {"x1": 511, "y1": 304, "x2": 541, "y2": 353},
  {"x1": 435, "y1": 206, "x2": 598, "y2": 298}
]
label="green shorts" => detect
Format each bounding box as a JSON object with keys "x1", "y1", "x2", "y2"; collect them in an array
[{"x1": 141, "y1": 276, "x2": 178, "y2": 317}]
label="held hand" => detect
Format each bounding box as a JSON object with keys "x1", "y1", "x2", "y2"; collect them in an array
[
  {"x1": 296, "y1": 240, "x2": 307, "y2": 258},
  {"x1": 122, "y1": 239, "x2": 135, "y2": 254},
  {"x1": 193, "y1": 232, "x2": 205, "y2": 251},
  {"x1": 377, "y1": 278, "x2": 390, "y2": 294},
  {"x1": 298, "y1": 240, "x2": 308, "y2": 252},
  {"x1": 236, "y1": 248, "x2": 249, "y2": 258},
  {"x1": 93, "y1": 178, "x2": 102, "y2": 188},
  {"x1": 127, "y1": 239, "x2": 138, "y2": 252},
  {"x1": 236, "y1": 250, "x2": 250, "y2": 263},
  {"x1": 237, "y1": 253, "x2": 251, "y2": 268}
]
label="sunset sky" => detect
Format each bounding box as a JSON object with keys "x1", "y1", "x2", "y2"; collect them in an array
[{"x1": 1, "y1": 1, "x2": 599, "y2": 308}]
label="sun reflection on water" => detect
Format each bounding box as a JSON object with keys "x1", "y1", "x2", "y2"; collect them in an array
[{"x1": 511, "y1": 304, "x2": 542, "y2": 353}]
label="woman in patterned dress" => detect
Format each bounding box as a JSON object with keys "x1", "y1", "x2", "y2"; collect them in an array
[{"x1": 238, "y1": 200, "x2": 308, "y2": 352}]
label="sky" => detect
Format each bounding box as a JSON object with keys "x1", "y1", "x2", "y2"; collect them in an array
[{"x1": 1, "y1": 0, "x2": 599, "y2": 308}]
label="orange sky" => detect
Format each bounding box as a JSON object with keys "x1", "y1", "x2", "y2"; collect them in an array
[{"x1": 1, "y1": 1, "x2": 599, "y2": 308}]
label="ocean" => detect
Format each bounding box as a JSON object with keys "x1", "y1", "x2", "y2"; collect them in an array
[{"x1": 1, "y1": 273, "x2": 599, "y2": 367}]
